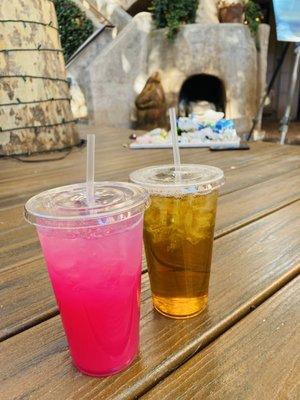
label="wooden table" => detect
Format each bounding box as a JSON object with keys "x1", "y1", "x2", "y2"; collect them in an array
[{"x1": 0, "y1": 127, "x2": 299, "y2": 399}]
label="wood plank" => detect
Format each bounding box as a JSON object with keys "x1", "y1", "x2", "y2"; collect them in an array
[
  {"x1": 141, "y1": 276, "x2": 300, "y2": 400},
  {"x1": 0, "y1": 146, "x2": 300, "y2": 274},
  {"x1": 0, "y1": 139, "x2": 289, "y2": 184},
  {"x1": 0, "y1": 203, "x2": 299, "y2": 399},
  {"x1": 0, "y1": 144, "x2": 300, "y2": 203},
  {"x1": 0, "y1": 254, "x2": 147, "y2": 340},
  {"x1": 215, "y1": 168, "x2": 300, "y2": 237},
  {"x1": 1, "y1": 139, "x2": 299, "y2": 209},
  {"x1": 0, "y1": 205, "x2": 26, "y2": 234},
  {"x1": 2, "y1": 148, "x2": 299, "y2": 237},
  {"x1": 1, "y1": 171, "x2": 300, "y2": 339},
  {"x1": 0, "y1": 128, "x2": 282, "y2": 178},
  {"x1": 1, "y1": 166, "x2": 300, "y2": 272}
]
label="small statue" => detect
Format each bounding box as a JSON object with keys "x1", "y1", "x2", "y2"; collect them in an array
[
  {"x1": 218, "y1": 1, "x2": 244, "y2": 23},
  {"x1": 135, "y1": 72, "x2": 167, "y2": 131}
]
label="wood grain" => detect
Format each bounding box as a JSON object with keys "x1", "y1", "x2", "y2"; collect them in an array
[
  {"x1": 0, "y1": 138, "x2": 290, "y2": 183},
  {"x1": 1, "y1": 129, "x2": 299, "y2": 206},
  {"x1": 1, "y1": 136, "x2": 299, "y2": 272},
  {"x1": 2, "y1": 166, "x2": 299, "y2": 273},
  {"x1": 1, "y1": 128, "x2": 299, "y2": 397},
  {"x1": 142, "y1": 276, "x2": 300, "y2": 400},
  {"x1": 0, "y1": 130, "x2": 279, "y2": 178},
  {"x1": 0, "y1": 203, "x2": 299, "y2": 399},
  {"x1": 0, "y1": 148, "x2": 296, "y2": 262},
  {"x1": 1, "y1": 169, "x2": 300, "y2": 339},
  {"x1": 215, "y1": 168, "x2": 300, "y2": 237}
]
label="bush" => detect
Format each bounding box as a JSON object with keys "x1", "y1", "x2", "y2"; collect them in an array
[
  {"x1": 244, "y1": 0, "x2": 263, "y2": 35},
  {"x1": 151, "y1": 0, "x2": 199, "y2": 41},
  {"x1": 54, "y1": 0, "x2": 94, "y2": 61}
]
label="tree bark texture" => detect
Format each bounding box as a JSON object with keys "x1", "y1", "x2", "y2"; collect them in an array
[{"x1": 0, "y1": 0, "x2": 79, "y2": 155}]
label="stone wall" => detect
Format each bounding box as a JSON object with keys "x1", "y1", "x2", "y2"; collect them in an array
[
  {"x1": 67, "y1": 26, "x2": 115, "y2": 120},
  {"x1": 67, "y1": 10, "x2": 269, "y2": 135},
  {"x1": 147, "y1": 23, "x2": 270, "y2": 134},
  {"x1": 87, "y1": 13, "x2": 152, "y2": 127},
  {"x1": 113, "y1": 0, "x2": 140, "y2": 10},
  {"x1": 96, "y1": 0, "x2": 132, "y2": 31}
]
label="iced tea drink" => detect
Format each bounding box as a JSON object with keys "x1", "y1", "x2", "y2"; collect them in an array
[{"x1": 131, "y1": 165, "x2": 224, "y2": 319}]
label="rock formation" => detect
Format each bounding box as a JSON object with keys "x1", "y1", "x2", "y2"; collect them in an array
[{"x1": 135, "y1": 72, "x2": 167, "y2": 130}]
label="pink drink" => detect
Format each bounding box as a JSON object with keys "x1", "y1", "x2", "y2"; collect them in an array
[{"x1": 25, "y1": 182, "x2": 149, "y2": 376}]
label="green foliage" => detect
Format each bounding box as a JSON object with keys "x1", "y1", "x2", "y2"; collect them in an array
[
  {"x1": 54, "y1": 0, "x2": 94, "y2": 61},
  {"x1": 150, "y1": 0, "x2": 199, "y2": 41},
  {"x1": 244, "y1": 0, "x2": 263, "y2": 36}
]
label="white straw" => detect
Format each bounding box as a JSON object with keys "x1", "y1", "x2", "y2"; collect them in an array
[
  {"x1": 169, "y1": 107, "x2": 181, "y2": 181},
  {"x1": 86, "y1": 133, "x2": 95, "y2": 206}
]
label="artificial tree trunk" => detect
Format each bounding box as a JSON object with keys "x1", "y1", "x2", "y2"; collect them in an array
[{"x1": 0, "y1": 0, "x2": 79, "y2": 155}]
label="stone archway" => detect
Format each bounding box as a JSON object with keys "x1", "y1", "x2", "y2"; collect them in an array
[
  {"x1": 127, "y1": 0, "x2": 152, "y2": 15},
  {"x1": 179, "y1": 74, "x2": 226, "y2": 116}
]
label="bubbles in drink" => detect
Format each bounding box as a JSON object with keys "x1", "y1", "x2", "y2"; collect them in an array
[
  {"x1": 25, "y1": 182, "x2": 149, "y2": 376},
  {"x1": 144, "y1": 191, "x2": 218, "y2": 318}
]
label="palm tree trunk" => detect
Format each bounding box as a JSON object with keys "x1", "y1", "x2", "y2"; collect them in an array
[{"x1": 0, "y1": 0, "x2": 79, "y2": 155}]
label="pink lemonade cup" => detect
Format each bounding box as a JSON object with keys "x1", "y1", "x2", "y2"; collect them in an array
[{"x1": 25, "y1": 182, "x2": 149, "y2": 377}]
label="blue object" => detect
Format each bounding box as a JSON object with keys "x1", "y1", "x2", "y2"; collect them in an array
[
  {"x1": 273, "y1": 0, "x2": 300, "y2": 42},
  {"x1": 214, "y1": 119, "x2": 235, "y2": 133}
]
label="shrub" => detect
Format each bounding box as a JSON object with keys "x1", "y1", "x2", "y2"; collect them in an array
[
  {"x1": 54, "y1": 0, "x2": 94, "y2": 61},
  {"x1": 244, "y1": 0, "x2": 263, "y2": 35},
  {"x1": 151, "y1": 0, "x2": 199, "y2": 41}
]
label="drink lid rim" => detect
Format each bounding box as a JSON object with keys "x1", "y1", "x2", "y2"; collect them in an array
[
  {"x1": 130, "y1": 164, "x2": 224, "y2": 194},
  {"x1": 24, "y1": 181, "x2": 149, "y2": 226}
]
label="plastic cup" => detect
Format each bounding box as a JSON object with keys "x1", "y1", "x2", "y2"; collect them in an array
[
  {"x1": 130, "y1": 165, "x2": 224, "y2": 319},
  {"x1": 25, "y1": 182, "x2": 149, "y2": 376}
]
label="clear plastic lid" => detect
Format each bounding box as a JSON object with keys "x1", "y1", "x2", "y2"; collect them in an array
[
  {"x1": 24, "y1": 182, "x2": 149, "y2": 228},
  {"x1": 130, "y1": 164, "x2": 224, "y2": 196}
]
